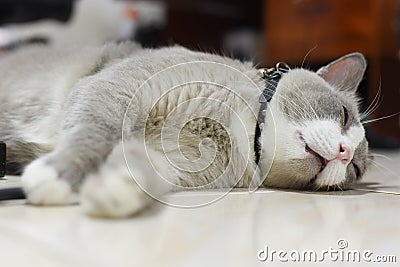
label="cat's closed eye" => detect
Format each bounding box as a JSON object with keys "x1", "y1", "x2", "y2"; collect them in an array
[
  {"x1": 342, "y1": 105, "x2": 349, "y2": 127},
  {"x1": 351, "y1": 162, "x2": 361, "y2": 178}
]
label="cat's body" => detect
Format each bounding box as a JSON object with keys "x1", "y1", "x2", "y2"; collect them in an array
[{"x1": 0, "y1": 42, "x2": 369, "y2": 217}]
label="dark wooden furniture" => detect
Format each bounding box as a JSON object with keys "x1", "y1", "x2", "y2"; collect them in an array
[
  {"x1": 160, "y1": 0, "x2": 261, "y2": 51},
  {"x1": 265, "y1": 0, "x2": 400, "y2": 143}
]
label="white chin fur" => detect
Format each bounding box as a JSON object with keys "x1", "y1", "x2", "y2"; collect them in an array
[{"x1": 314, "y1": 159, "x2": 347, "y2": 187}]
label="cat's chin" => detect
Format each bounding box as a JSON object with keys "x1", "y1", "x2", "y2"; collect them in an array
[{"x1": 309, "y1": 159, "x2": 348, "y2": 189}]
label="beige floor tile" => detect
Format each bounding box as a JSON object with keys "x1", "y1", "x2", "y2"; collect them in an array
[{"x1": 0, "y1": 149, "x2": 399, "y2": 267}]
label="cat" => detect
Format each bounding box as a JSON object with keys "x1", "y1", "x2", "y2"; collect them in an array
[{"x1": 0, "y1": 42, "x2": 370, "y2": 217}]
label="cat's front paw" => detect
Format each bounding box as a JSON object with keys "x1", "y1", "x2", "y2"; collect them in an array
[
  {"x1": 81, "y1": 167, "x2": 153, "y2": 218},
  {"x1": 21, "y1": 159, "x2": 79, "y2": 205}
]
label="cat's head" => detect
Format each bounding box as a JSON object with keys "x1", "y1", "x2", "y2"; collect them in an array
[{"x1": 260, "y1": 53, "x2": 370, "y2": 190}]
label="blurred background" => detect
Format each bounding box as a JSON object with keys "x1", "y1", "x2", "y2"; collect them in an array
[{"x1": 0, "y1": 0, "x2": 399, "y2": 149}]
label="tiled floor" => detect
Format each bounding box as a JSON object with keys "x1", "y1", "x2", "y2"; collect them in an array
[{"x1": 0, "y1": 150, "x2": 399, "y2": 267}]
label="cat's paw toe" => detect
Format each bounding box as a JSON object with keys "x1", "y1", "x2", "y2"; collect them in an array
[
  {"x1": 81, "y1": 168, "x2": 152, "y2": 218},
  {"x1": 21, "y1": 159, "x2": 78, "y2": 205}
]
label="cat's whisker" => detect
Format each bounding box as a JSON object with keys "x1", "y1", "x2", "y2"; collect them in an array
[
  {"x1": 361, "y1": 81, "x2": 382, "y2": 120},
  {"x1": 292, "y1": 84, "x2": 318, "y2": 119},
  {"x1": 291, "y1": 83, "x2": 319, "y2": 120},
  {"x1": 332, "y1": 184, "x2": 343, "y2": 191},
  {"x1": 361, "y1": 97, "x2": 383, "y2": 121},
  {"x1": 361, "y1": 97, "x2": 382, "y2": 120},
  {"x1": 310, "y1": 184, "x2": 320, "y2": 192},
  {"x1": 361, "y1": 112, "x2": 400, "y2": 125},
  {"x1": 301, "y1": 45, "x2": 318, "y2": 69},
  {"x1": 281, "y1": 96, "x2": 310, "y2": 121},
  {"x1": 275, "y1": 110, "x2": 302, "y2": 123},
  {"x1": 274, "y1": 81, "x2": 315, "y2": 121},
  {"x1": 277, "y1": 94, "x2": 309, "y2": 120},
  {"x1": 370, "y1": 161, "x2": 391, "y2": 178},
  {"x1": 371, "y1": 160, "x2": 399, "y2": 178},
  {"x1": 272, "y1": 88, "x2": 310, "y2": 121},
  {"x1": 370, "y1": 153, "x2": 392, "y2": 161}
]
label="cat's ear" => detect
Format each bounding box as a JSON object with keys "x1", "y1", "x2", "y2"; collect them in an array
[{"x1": 317, "y1": 53, "x2": 367, "y2": 92}]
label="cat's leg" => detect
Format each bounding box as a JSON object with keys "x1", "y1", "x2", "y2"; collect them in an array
[
  {"x1": 21, "y1": 123, "x2": 118, "y2": 205},
  {"x1": 19, "y1": 56, "x2": 146, "y2": 206},
  {"x1": 81, "y1": 138, "x2": 175, "y2": 218}
]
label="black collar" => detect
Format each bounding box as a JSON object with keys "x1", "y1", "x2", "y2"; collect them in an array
[{"x1": 254, "y1": 63, "x2": 290, "y2": 164}]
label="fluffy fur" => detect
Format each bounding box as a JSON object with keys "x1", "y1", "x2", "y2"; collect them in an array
[{"x1": 0, "y1": 42, "x2": 370, "y2": 217}]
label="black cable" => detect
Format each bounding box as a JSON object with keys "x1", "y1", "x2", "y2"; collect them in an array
[
  {"x1": 0, "y1": 187, "x2": 25, "y2": 201},
  {"x1": 0, "y1": 142, "x2": 26, "y2": 200},
  {"x1": 0, "y1": 142, "x2": 5, "y2": 177}
]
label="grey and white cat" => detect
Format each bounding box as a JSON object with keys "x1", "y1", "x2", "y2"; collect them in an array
[{"x1": 0, "y1": 42, "x2": 370, "y2": 217}]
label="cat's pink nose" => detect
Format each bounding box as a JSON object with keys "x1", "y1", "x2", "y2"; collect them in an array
[{"x1": 337, "y1": 144, "x2": 351, "y2": 163}]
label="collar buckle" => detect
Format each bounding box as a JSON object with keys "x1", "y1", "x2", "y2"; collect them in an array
[{"x1": 258, "y1": 62, "x2": 290, "y2": 103}]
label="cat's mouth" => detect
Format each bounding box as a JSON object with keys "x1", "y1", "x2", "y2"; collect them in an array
[{"x1": 305, "y1": 144, "x2": 328, "y2": 182}]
